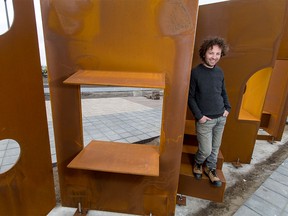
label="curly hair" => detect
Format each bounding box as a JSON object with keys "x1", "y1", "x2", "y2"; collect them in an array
[{"x1": 199, "y1": 37, "x2": 229, "y2": 62}]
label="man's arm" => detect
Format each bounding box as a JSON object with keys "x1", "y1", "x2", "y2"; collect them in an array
[
  {"x1": 221, "y1": 79, "x2": 231, "y2": 113},
  {"x1": 188, "y1": 72, "x2": 203, "y2": 121}
]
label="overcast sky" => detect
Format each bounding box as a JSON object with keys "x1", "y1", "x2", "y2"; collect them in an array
[{"x1": 0, "y1": 0, "x2": 228, "y2": 66}]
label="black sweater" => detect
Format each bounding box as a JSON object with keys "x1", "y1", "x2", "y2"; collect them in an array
[{"x1": 188, "y1": 64, "x2": 231, "y2": 121}]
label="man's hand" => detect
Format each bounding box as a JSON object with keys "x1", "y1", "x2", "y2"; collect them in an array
[
  {"x1": 223, "y1": 110, "x2": 229, "y2": 117},
  {"x1": 198, "y1": 116, "x2": 212, "y2": 123}
]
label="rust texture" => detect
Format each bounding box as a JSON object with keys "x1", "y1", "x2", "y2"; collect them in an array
[
  {"x1": 2, "y1": 0, "x2": 288, "y2": 214},
  {"x1": 261, "y1": 12, "x2": 288, "y2": 141},
  {"x1": 40, "y1": 0, "x2": 199, "y2": 215},
  {"x1": 192, "y1": 0, "x2": 288, "y2": 163},
  {"x1": 0, "y1": 0, "x2": 56, "y2": 215}
]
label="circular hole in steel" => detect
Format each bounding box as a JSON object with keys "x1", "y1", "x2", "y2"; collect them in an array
[{"x1": 0, "y1": 139, "x2": 21, "y2": 174}]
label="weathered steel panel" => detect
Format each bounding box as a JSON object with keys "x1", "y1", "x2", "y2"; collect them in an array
[
  {"x1": 0, "y1": 0, "x2": 56, "y2": 215},
  {"x1": 193, "y1": 0, "x2": 288, "y2": 163},
  {"x1": 40, "y1": 0, "x2": 198, "y2": 215}
]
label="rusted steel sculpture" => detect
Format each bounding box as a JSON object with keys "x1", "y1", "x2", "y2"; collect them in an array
[
  {"x1": 178, "y1": 0, "x2": 288, "y2": 202},
  {"x1": 1, "y1": 0, "x2": 288, "y2": 215},
  {"x1": 40, "y1": 0, "x2": 198, "y2": 215},
  {"x1": 259, "y1": 19, "x2": 288, "y2": 142},
  {"x1": 0, "y1": 0, "x2": 55, "y2": 215},
  {"x1": 189, "y1": 0, "x2": 288, "y2": 163}
]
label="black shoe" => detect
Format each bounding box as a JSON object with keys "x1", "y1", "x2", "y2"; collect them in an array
[
  {"x1": 193, "y1": 163, "x2": 203, "y2": 180},
  {"x1": 204, "y1": 167, "x2": 222, "y2": 187}
]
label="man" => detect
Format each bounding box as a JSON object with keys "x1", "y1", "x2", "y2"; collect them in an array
[{"x1": 188, "y1": 37, "x2": 231, "y2": 187}]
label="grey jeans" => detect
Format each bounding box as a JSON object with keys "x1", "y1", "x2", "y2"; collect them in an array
[{"x1": 195, "y1": 116, "x2": 227, "y2": 169}]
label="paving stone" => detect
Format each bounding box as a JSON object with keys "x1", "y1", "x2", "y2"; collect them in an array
[
  {"x1": 129, "y1": 130, "x2": 144, "y2": 136},
  {"x1": 83, "y1": 122, "x2": 93, "y2": 127},
  {"x1": 254, "y1": 186, "x2": 288, "y2": 209},
  {"x1": 244, "y1": 194, "x2": 281, "y2": 216},
  {"x1": 119, "y1": 132, "x2": 133, "y2": 138},
  {"x1": 119, "y1": 124, "x2": 134, "y2": 130},
  {"x1": 147, "y1": 131, "x2": 160, "y2": 137},
  {"x1": 281, "y1": 159, "x2": 288, "y2": 168},
  {"x1": 51, "y1": 154, "x2": 57, "y2": 163},
  {"x1": 276, "y1": 165, "x2": 288, "y2": 177},
  {"x1": 5, "y1": 148, "x2": 21, "y2": 157},
  {"x1": 270, "y1": 171, "x2": 288, "y2": 187},
  {"x1": 114, "y1": 139, "x2": 128, "y2": 143},
  {"x1": 0, "y1": 150, "x2": 5, "y2": 158},
  {"x1": 0, "y1": 164, "x2": 13, "y2": 173},
  {"x1": 106, "y1": 134, "x2": 122, "y2": 141},
  {"x1": 7, "y1": 141, "x2": 20, "y2": 149},
  {"x1": 2, "y1": 155, "x2": 19, "y2": 166},
  {"x1": 125, "y1": 136, "x2": 140, "y2": 143},
  {"x1": 99, "y1": 127, "x2": 112, "y2": 133},
  {"x1": 50, "y1": 147, "x2": 56, "y2": 154},
  {"x1": 113, "y1": 128, "x2": 127, "y2": 134},
  {"x1": 136, "y1": 134, "x2": 151, "y2": 140},
  {"x1": 284, "y1": 203, "x2": 288, "y2": 213},
  {"x1": 263, "y1": 178, "x2": 288, "y2": 198},
  {"x1": 98, "y1": 137, "x2": 110, "y2": 142},
  {"x1": 104, "y1": 131, "x2": 117, "y2": 136},
  {"x1": 234, "y1": 206, "x2": 261, "y2": 216},
  {"x1": 85, "y1": 128, "x2": 98, "y2": 134}
]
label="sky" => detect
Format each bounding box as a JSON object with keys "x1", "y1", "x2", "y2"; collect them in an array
[{"x1": 0, "y1": 0, "x2": 228, "y2": 66}]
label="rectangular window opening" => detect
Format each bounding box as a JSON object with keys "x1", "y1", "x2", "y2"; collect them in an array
[
  {"x1": 80, "y1": 86, "x2": 163, "y2": 147},
  {"x1": 64, "y1": 70, "x2": 165, "y2": 176}
]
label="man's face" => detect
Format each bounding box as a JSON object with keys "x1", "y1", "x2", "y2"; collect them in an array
[{"x1": 204, "y1": 45, "x2": 222, "y2": 68}]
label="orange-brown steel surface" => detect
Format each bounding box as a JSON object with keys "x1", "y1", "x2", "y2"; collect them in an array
[
  {"x1": 40, "y1": 0, "x2": 198, "y2": 215},
  {"x1": 278, "y1": 15, "x2": 288, "y2": 60},
  {"x1": 193, "y1": 0, "x2": 288, "y2": 163},
  {"x1": 67, "y1": 140, "x2": 160, "y2": 176},
  {"x1": 262, "y1": 60, "x2": 288, "y2": 140},
  {"x1": 64, "y1": 70, "x2": 166, "y2": 89},
  {"x1": 0, "y1": 0, "x2": 56, "y2": 215},
  {"x1": 261, "y1": 16, "x2": 288, "y2": 141}
]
